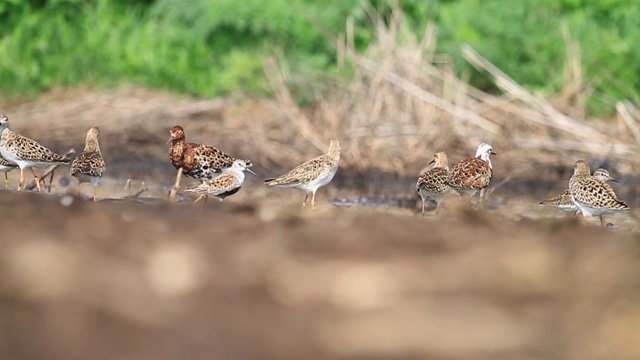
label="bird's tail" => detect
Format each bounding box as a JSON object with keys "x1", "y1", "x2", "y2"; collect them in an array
[
  {"x1": 53, "y1": 154, "x2": 71, "y2": 164},
  {"x1": 264, "y1": 178, "x2": 281, "y2": 186}
]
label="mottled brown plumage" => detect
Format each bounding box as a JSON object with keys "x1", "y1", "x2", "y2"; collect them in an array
[
  {"x1": 0, "y1": 153, "x2": 18, "y2": 189},
  {"x1": 0, "y1": 115, "x2": 70, "y2": 192},
  {"x1": 569, "y1": 160, "x2": 628, "y2": 226},
  {"x1": 168, "y1": 125, "x2": 252, "y2": 181},
  {"x1": 70, "y1": 127, "x2": 105, "y2": 201},
  {"x1": 540, "y1": 168, "x2": 616, "y2": 213},
  {"x1": 264, "y1": 139, "x2": 340, "y2": 209},
  {"x1": 447, "y1": 143, "x2": 496, "y2": 201},
  {"x1": 184, "y1": 159, "x2": 253, "y2": 203},
  {"x1": 416, "y1": 151, "x2": 450, "y2": 215},
  {"x1": 540, "y1": 190, "x2": 575, "y2": 212}
]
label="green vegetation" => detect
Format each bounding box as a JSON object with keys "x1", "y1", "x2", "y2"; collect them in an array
[
  {"x1": 437, "y1": 0, "x2": 640, "y2": 113},
  {"x1": 1, "y1": 0, "x2": 639, "y2": 115}
]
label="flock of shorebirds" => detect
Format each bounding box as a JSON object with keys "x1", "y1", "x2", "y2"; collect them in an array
[
  {"x1": 0, "y1": 116, "x2": 341, "y2": 209},
  {"x1": 166, "y1": 124, "x2": 341, "y2": 208},
  {"x1": 416, "y1": 144, "x2": 629, "y2": 227},
  {"x1": 0, "y1": 114, "x2": 631, "y2": 226}
]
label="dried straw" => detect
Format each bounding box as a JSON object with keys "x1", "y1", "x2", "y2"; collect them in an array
[{"x1": 4, "y1": 4, "x2": 639, "y2": 184}]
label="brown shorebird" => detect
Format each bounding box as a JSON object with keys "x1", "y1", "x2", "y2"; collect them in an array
[
  {"x1": 0, "y1": 115, "x2": 70, "y2": 192},
  {"x1": 264, "y1": 139, "x2": 340, "y2": 210},
  {"x1": 447, "y1": 143, "x2": 496, "y2": 205},
  {"x1": 167, "y1": 125, "x2": 252, "y2": 201},
  {"x1": 184, "y1": 159, "x2": 254, "y2": 203},
  {"x1": 416, "y1": 151, "x2": 450, "y2": 215},
  {"x1": 0, "y1": 153, "x2": 17, "y2": 189},
  {"x1": 569, "y1": 160, "x2": 628, "y2": 227},
  {"x1": 540, "y1": 168, "x2": 617, "y2": 214},
  {"x1": 70, "y1": 127, "x2": 105, "y2": 201}
]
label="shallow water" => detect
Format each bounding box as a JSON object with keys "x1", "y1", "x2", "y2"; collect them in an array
[{"x1": 4, "y1": 169, "x2": 638, "y2": 233}]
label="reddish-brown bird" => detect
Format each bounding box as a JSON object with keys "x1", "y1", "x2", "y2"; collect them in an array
[
  {"x1": 447, "y1": 143, "x2": 496, "y2": 204},
  {"x1": 167, "y1": 125, "x2": 252, "y2": 200}
]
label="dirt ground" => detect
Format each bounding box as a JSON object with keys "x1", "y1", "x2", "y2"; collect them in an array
[
  {"x1": 0, "y1": 191, "x2": 640, "y2": 360},
  {"x1": 2, "y1": 89, "x2": 640, "y2": 359}
]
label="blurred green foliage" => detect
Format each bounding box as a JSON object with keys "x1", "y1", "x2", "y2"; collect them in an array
[
  {"x1": 0, "y1": 0, "x2": 638, "y2": 115},
  {"x1": 437, "y1": 0, "x2": 640, "y2": 114}
]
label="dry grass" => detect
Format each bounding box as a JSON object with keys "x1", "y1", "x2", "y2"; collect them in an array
[
  {"x1": 256, "y1": 4, "x2": 640, "y2": 182},
  {"x1": 2, "y1": 6, "x2": 640, "y2": 190}
]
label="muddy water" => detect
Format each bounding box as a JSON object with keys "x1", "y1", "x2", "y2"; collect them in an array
[
  {"x1": 2, "y1": 168, "x2": 640, "y2": 360},
  {"x1": 7, "y1": 167, "x2": 637, "y2": 233}
]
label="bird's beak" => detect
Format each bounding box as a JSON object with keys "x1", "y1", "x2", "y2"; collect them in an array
[
  {"x1": 491, "y1": 151, "x2": 497, "y2": 156},
  {"x1": 166, "y1": 138, "x2": 173, "y2": 145},
  {"x1": 611, "y1": 178, "x2": 620, "y2": 183},
  {"x1": 246, "y1": 168, "x2": 256, "y2": 176},
  {"x1": 428, "y1": 159, "x2": 435, "y2": 165}
]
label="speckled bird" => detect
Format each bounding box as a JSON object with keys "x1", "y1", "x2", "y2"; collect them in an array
[
  {"x1": 167, "y1": 125, "x2": 253, "y2": 201},
  {"x1": 416, "y1": 151, "x2": 450, "y2": 215},
  {"x1": 0, "y1": 115, "x2": 70, "y2": 192},
  {"x1": 0, "y1": 154, "x2": 17, "y2": 190},
  {"x1": 447, "y1": 143, "x2": 496, "y2": 203},
  {"x1": 184, "y1": 159, "x2": 254, "y2": 203},
  {"x1": 70, "y1": 127, "x2": 105, "y2": 201},
  {"x1": 540, "y1": 168, "x2": 617, "y2": 213},
  {"x1": 168, "y1": 125, "x2": 252, "y2": 181},
  {"x1": 569, "y1": 160, "x2": 629, "y2": 227},
  {"x1": 264, "y1": 139, "x2": 340, "y2": 209}
]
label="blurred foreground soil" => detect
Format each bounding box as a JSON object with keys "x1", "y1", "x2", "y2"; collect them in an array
[
  {"x1": 0, "y1": 191, "x2": 640, "y2": 360},
  {"x1": 2, "y1": 88, "x2": 640, "y2": 359}
]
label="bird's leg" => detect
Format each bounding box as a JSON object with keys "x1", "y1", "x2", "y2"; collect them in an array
[
  {"x1": 421, "y1": 202, "x2": 426, "y2": 216},
  {"x1": 600, "y1": 215, "x2": 605, "y2": 228},
  {"x1": 93, "y1": 186, "x2": 97, "y2": 202},
  {"x1": 302, "y1": 193, "x2": 308, "y2": 207},
  {"x1": 311, "y1": 192, "x2": 316, "y2": 210},
  {"x1": 124, "y1": 178, "x2": 133, "y2": 197},
  {"x1": 193, "y1": 194, "x2": 207, "y2": 204},
  {"x1": 579, "y1": 212, "x2": 587, "y2": 224},
  {"x1": 435, "y1": 201, "x2": 441, "y2": 215},
  {"x1": 17, "y1": 168, "x2": 24, "y2": 191},
  {"x1": 47, "y1": 168, "x2": 55, "y2": 193},
  {"x1": 30, "y1": 168, "x2": 42, "y2": 193},
  {"x1": 169, "y1": 167, "x2": 183, "y2": 202},
  {"x1": 3, "y1": 172, "x2": 7, "y2": 190}
]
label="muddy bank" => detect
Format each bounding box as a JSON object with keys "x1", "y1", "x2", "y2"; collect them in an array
[{"x1": 0, "y1": 191, "x2": 639, "y2": 360}]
